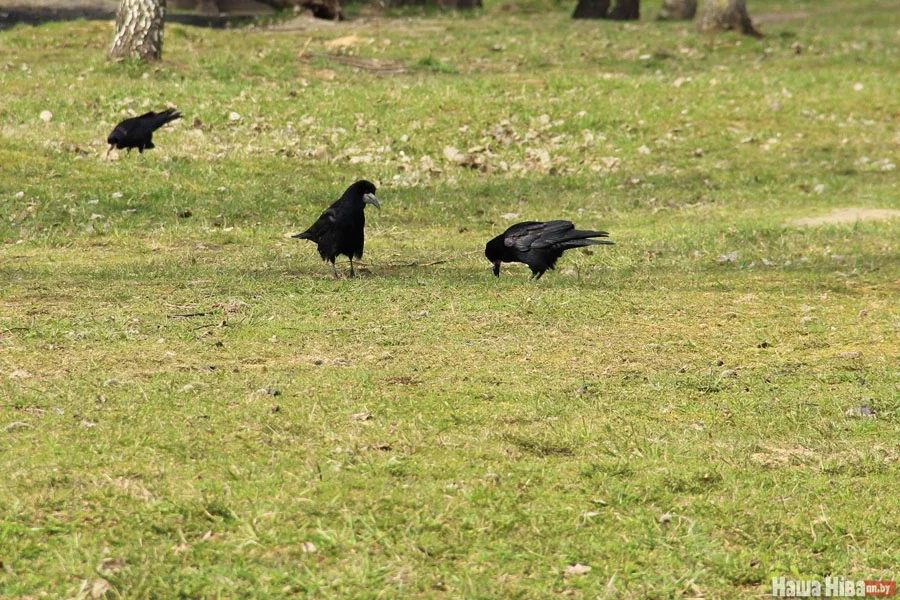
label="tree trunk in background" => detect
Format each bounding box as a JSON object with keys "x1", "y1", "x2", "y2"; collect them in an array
[
  {"x1": 109, "y1": 0, "x2": 166, "y2": 61},
  {"x1": 658, "y1": 0, "x2": 695, "y2": 20},
  {"x1": 572, "y1": 0, "x2": 609, "y2": 19},
  {"x1": 572, "y1": 0, "x2": 609, "y2": 18},
  {"x1": 698, "y1": 0, "x2": 760, "y2": 37},
  {"x1": 254, "y1": 0, "x2": 342, "y2": 19},
  {"x1": 384, "y1": 0, "x2": 481, "y2": 8},
  {"x1": 572, "y1": 0, "x2": 637, "y2": 20},
  {"x1": 607, "y1": 0, "x2": 639, "y2": 20},
  {"x1": 174, "y1": 0, "x2": 341, "y2": 20}
]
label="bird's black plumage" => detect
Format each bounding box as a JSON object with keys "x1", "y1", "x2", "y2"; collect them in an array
[
  {"x1": 485, "y1": 220, "x2": 613, "y2": 279},
  {"x1": 106, "y1": 109, "x2": 181, "y2": 156},
  {"x1": 292, "y1": 180, "x2": 380, "y2": 278}
]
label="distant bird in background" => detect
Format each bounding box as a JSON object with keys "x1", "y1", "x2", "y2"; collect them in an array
[
  {"x1": 106, "y1": 109, "x2": 181, "y2": 156},
  {"x1": 293, "y1": 180, "x2": 381, "y2": 278},
  {"x1": 485, "y1": 220, "x2": 614, "y2": 280}
]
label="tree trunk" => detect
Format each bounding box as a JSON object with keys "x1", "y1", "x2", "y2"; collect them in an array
[
  {"x1": 607, "y1": 0, "x2": 639, "y2": 20},
  {"x1": 658, "y1": 0, "x2": 695, "y2": 20},
  {"x1": 698, "y1": 0, "x2": 761, "y2": 37},
  {"x1": 572, "y1": 0, "x2": 637, "y2": 20},
  {"x1": 572, "y1": 0, "x2": 610, "y2": 19},
  {"x1": 108, "y1": 0, "x2": 166, "y2": 61},
  {"x1": 572, "y1": 0, "x2": 609, "y2": 18},
  {"x1": 251, "y1": 0, "x2": 342, "y2": 19},
  {"x1": 173, "y1": 0, "x2": 341, "y2": 20},
  {"x1": 384, "y1": 0, "x2": 481, "y2": 8}
]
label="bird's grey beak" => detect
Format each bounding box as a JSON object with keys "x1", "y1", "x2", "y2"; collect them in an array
[
  {"x1": 363, "y1": 193, "x2": 380, "y2": 209},
  {"x1": 492, "y1": 261, "x2": 501, "y2": 277},
  {"x1": 105, "y1": 145, "x2": 113, "y2": 158}
]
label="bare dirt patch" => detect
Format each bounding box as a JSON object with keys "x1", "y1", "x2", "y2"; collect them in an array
[{"x1": 789, "y1": 208, "x2": 900, "y2": 227}]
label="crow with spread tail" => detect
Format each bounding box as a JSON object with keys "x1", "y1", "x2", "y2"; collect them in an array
[
  {"x1": 485, "y1": 220, "x2": 613, "y2": 280},
  {"x1": 106, "y1": 109, "x2": 181, "y2": 156},
  {"x1": 292, "y1": 180, "x2": 381, "y2": 278}
]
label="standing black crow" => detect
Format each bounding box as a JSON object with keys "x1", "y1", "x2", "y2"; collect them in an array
[
  {"x1": 485, "y1": 220, "x2": 614, "y2": 280},
  {"x1": 292, "y1": 180, "x2": 381, "y2": 278},
  {"x1": 106, "y1": 109, "x2": 181, "y2": 156}
]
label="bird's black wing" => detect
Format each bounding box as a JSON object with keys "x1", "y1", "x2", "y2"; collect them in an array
[
  {"x1": 296, "y1": 205, "x2": 339, "y2": 241},
  {"x1": 109, "y1": 123, "x2": 129, "y2": 137},
  {"x1": 111, "y1": 114, "x2": 143, "y2": 136},
  {"x1": 504, "y1": 220, "x2": 575, "y2": 251}
]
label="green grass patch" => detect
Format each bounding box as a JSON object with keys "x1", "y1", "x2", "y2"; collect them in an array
[{"x1": 1, "y1": 1, "x2": 899, "y2": 597}]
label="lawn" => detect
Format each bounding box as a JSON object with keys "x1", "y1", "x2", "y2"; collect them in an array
[{"x1": 1, "y1": 0, "x2": 898, "y2": 597}]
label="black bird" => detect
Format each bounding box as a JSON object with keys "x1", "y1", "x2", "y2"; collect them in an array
[
  {"x1": 106, "y1": 109, "x2": 181, "y2": 156},
  {"x1": 292, "y1": 180, "x2": 381, "y2": 278},
  {"x1": 485, "y1": 220, "x2": 614, "y2": 280}
]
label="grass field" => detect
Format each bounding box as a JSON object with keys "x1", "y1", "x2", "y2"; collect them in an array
[{"x1": 1, "y1": 0, "x2": 899, "y2": 597}]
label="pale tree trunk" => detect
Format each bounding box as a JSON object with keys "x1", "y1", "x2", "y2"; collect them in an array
[
  {"x1": 658, "y1": 0, "x2": 696, "y2": 20},
  {"x1": 108, "y1": 0, "x2": 167, "y2": 61},
  {"x1": 698, "y1": 0, "x2": 761, "y2": 37}
]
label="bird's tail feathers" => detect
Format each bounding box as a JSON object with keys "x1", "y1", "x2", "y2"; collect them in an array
[
  {"x1": 557, "y1": 229, "x2": 614, "y2": 248},
  {"x1": 571, "y1": 228, "x2": 610, "y2": 239},
  {"x1": 145, "y1": 109, "x2": 182, "y2": 130},
  {"x1": 558, "y1": 230, "x2": 614, "y2": 249},
  {"x1": 558, "y1": 238, "x2": 615, "y2": 249}
]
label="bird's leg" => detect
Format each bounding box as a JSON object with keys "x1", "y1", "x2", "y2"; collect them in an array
[
  {"x1": 532, "y1": 271, "x2": 544, "y2": 281},
  {"x1": 331, "y1": 261, "x2": 340, "y2": 279},
  {"x1": 349, "y1": 258, "x2": 355, "y2": 278},
  {"x1": 126, "y1": 148, "x2": 132, "y2": 155}
]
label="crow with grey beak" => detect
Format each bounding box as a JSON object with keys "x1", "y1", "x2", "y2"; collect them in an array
[
  {"x1": 485, "y1": 220, "x2": 613, "y2": 280},
  {"x1": 293, "y1": 180, "x2": 381, "y2": 278}
]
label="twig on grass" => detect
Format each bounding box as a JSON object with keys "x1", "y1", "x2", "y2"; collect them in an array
[
  {"x1": 191, "y1": 322, "x2": 225, "y2": 331},
  {"x1": 1, "y1": 327, "x2": 31, "y2": 333},
  {"x1": 387, "y1": 259, "x2": 450, "y2": 268},
  {"x1": 298, "y1": 37, "x2": 313, "y2": 58},
  {"x1": 281, "y1": 324, "x2": 396, "y2": 335}
]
